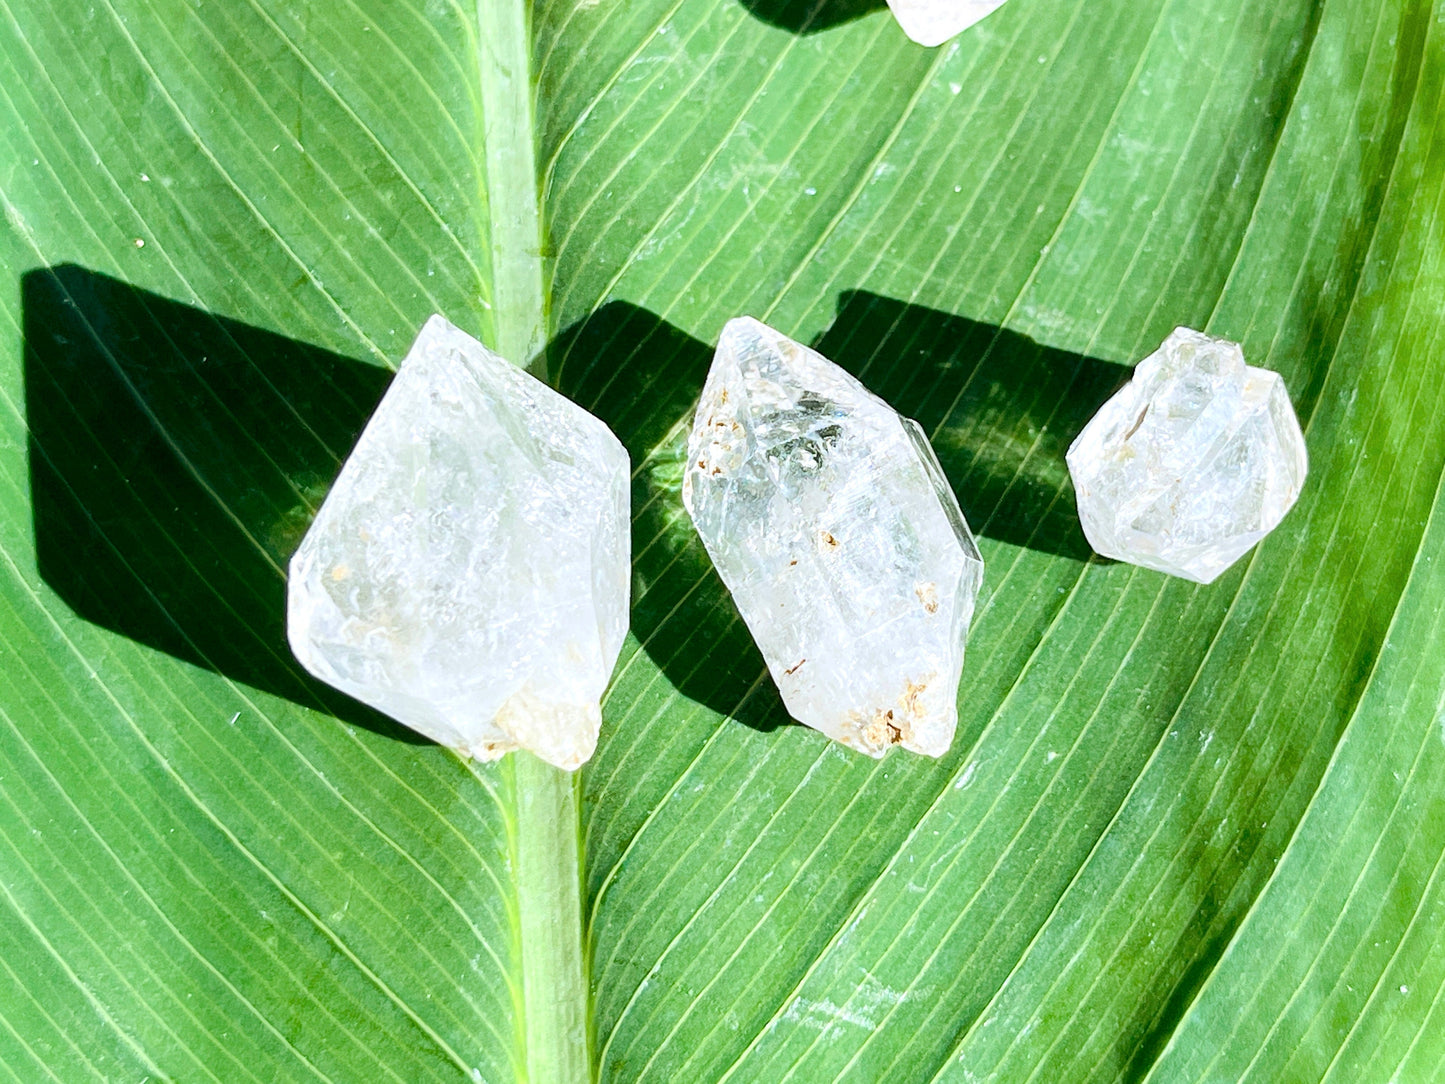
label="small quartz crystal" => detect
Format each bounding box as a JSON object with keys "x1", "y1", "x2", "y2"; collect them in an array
[
  {"x1": 1066, "y1": 327, "x2": 1307, "y2": 584},
  {"x1": 288, "y1": 315, "x2": 630, "y2": 770},
  {"x1": 682, "y1": 317, "x2": 983, "y2": 758},
  {"x1": 886, "y1": 0, "x2": 1010, "y2": 46}
]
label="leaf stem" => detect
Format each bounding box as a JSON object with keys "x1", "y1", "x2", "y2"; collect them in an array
[
  {"x1": 475, "y1": 0, "x2": 584, "y2": 1078},
  {"x1": 476, "y1": 0, "x2": 549, "y2": 376},
  {"x1": 512, "y1": 753, "x2": 590, "y2": 1084}
]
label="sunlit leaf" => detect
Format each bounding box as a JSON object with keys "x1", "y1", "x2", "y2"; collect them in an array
[{"x1": 1, "y1": 0, "x2": 1441, "y2": 1080}]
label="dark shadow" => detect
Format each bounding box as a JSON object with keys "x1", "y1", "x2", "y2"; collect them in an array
[
  {"x1": 818, "y1": 291, "x2": 1129, "y2": 562},
  {"x1": 554, "y1": 292, "x2": 1127, "y2": 731},
  {"x1": 737, "y1": 0, "x2": 886, "y2": 34},
  {"x1": 23, "y1": 264, "x2": 427, "y2": 744},
  {"x1": 551, "y1": 302, "x2": 795, "y2": 735}
]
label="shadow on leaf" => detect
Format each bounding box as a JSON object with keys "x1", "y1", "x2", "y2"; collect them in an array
[
  {"x1": 23, "y1": 264, "x2": 426, "y2": 744},
  {"x1": 551, "y1": 302, "x2": 796, "y2": 736},
  {"x1": 736, "y1": 0, "x2": 888, "y2": 35},
  {"x1": 818, "y1": 290, "x2": 1129, "y2": 563}
]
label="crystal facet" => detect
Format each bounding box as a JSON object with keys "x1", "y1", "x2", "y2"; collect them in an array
[
  {"x1": 1066, "y1": 327, "x2": 1307, "y2": 584},
  {"x1": 287, "y1": 315, "x2": 630, "y2": 770},
  {"x1": 682, "y1": 317, "x2": 983, "y2": 758},
  {"x1": 885, "y1": 0, "x2": 1010, "y2": 46}
]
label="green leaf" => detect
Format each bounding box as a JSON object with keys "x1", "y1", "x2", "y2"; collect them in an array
[{"x1": 1, "y1": 0, "x2": 1442, "y2": 1080}]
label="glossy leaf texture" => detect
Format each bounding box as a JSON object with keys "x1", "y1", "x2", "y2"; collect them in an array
[{"x1": 1, "y1": 0, "x2": 1442, "y2": 1081}]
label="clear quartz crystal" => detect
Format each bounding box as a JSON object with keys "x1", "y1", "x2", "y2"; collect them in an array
[
  {"x1": 885, "y1": 0, "x2": 1010, "y2": 46},
  {"x1": 682, "y1": 317, "x2": 983, "y2": 758},
  {"x1": 1066, "y1": 327, "x2": 1308, "y2": 584},
  {"x1": 287, "y1": 315, "x2": 630, "y2": 770}
]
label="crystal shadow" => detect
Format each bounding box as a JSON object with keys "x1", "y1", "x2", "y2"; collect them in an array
[
  {"x1": 23, "y1": 264, "x2": 428, "y2": 745},
  {"x1": 552, "y1": 302, "x2": 796, "y2": 736},
  {"x1": 553, "y1": 294, "x2": 1128, "y2": 733},
  {"x1": 818, "y1": 290, "x2": 1129, "y2": 562},
  {"x1": 737, "y1": 0, "x2": 887, "y2": 34}
]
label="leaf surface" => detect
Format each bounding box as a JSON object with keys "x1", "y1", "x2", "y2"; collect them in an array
[{"x1": 0, "y1": 0, "x2": 1441, "y2": 1080}]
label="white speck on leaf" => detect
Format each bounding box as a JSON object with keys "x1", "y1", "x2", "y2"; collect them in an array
[
  {"x1": 955, "y1": 760, "x2": 979, "y2": 789},
  {"x1": 782, "y1": 975, "x2": 918, "y2": 1033}
]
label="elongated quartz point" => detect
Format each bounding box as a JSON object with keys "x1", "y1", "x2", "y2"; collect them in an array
[
  {"x1": 1066, "y1": 327, "x2": 1308, "y2": 584},
  {"x1": 886, "y1": 0, "x2": 1010, "y2": 47},
  {"x1": 682, "y1": 317, "x2": 983, "y2": 758},
  {"x1": 288, "y1": 316, "x2": 630, "y2": 770}
]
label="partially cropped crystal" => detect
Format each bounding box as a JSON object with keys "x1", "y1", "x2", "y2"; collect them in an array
[
  {"x1": 886, "y1": 0, "x2": 1010, "y2": 46},
  {"x1": 288, "y1": 315, "x2": 630, "y2": 770},
  {"x1": 1066, "y1": 327, "x2": 1307, "y2": 584},
  {"x1": 682, "y1": 317, "x2": 983, "y2": 758}
]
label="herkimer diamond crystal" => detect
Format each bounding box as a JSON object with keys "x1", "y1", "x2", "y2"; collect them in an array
[
  {"x1": 886, "y1": 0, "x2": 1011, "y2": 47},
  {"x1": 288, "y1": 315, "x2": 630, "y2": 770},
  {"x1": 1066, "y1": 327, "x2": 1307, "y2": 584},
  {"x1": 682, "y1": 317, "x2": 983, "y2": 758}
]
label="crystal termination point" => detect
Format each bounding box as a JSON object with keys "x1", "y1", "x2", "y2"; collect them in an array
[
  {"x1": 288, "y1": 315, "x2": 630, "y2": 770},
  {"x1": 683, "y1": 317, "x2": 984, "y2": 758},
  {"x1": 1066, "y1": 327, "x2": 1308, "y2": 584}
]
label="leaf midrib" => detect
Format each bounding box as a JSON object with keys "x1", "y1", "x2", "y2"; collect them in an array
[
  {"x1": 474, "y1": 0, "x2": 589, "y2": 1080},
  {"x1": 476, "y1": 0, "x2": 548, "y2": 373}
]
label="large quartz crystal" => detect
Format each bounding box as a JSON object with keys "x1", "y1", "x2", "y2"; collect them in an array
[
  {"x1": 1066, "y1": 327, "x2": 1307, "y2": 584},
  {"x1": 287, "y1": 315, "x2": 630, "y2": 770},
  {"x1": 886, "y1": 0, "x2": 1010, "y2": 46},
  {"x1": 682, "y1": 317, "x2": 984, "y2": 758}
]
